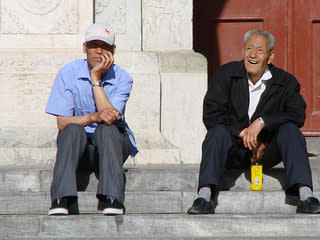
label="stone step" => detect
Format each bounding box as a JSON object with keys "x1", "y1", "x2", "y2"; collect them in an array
[
  {"x1": 1, "y1": 214, "x2": 319, "y2": 239},
  {"x1": 1, "y1": 190, "x2": 319, "y2": 215},
  {"x1": 1, "y1": 162, "x2": 320, "y2": 193}
]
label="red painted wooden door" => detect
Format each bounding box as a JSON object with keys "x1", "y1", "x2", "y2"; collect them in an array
[
  {"x1": 290, "y1": 0, "x2": 320, "y2": 134},
  {"x1": 194, "y1": 0, "x2": 320, "y2": 135}
]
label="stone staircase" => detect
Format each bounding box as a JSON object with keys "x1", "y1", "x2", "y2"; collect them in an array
[
  {"x1": 1, "y1": 159, "x2": 320, "y2": 239},
  {"x1": 1, "y1": 48, "x2": 320, "y2": 239}
]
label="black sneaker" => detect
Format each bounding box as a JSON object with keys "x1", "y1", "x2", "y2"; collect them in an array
[
  {"x1": 98, "y1": 196, "x2": 125, "y2": 215},
  {"x1": 187, "y1": 197, "x2": 215, "y2": 214},
  {"x1": 296, "y1": 196, "x2": 320, "y2": 214},
  {"x1": 48, "y1": 197, "x2": 68, "y2": 216}
]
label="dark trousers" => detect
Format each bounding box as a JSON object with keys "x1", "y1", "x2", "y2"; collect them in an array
[
  {"x1": 198, "y1": 123, "x2": 313, "y2": 193},
  {"x1": 50, "y1": 123, "x2": 131, "y2": 203}
]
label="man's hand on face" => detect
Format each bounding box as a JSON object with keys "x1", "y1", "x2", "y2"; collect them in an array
[
  {"x1": 94, "y1": 107, "x2": 121, "y2": 125},
  {"x1": 238, "y1": 118, "x2": 264, "y2": 150},
  {"x1": 91, "y1": 51, "x2": 114, "y2": 80}
]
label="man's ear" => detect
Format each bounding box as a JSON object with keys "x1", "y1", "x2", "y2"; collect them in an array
[
  {"x1": 267, "y1": 50, "x2": 275, "y2": 64},
  {"x1": 113, "y1": 45, "x2": 116, "y2": 54},
  {"x1": 82, "y1": 42, "x2": 87, "y2": 53}
]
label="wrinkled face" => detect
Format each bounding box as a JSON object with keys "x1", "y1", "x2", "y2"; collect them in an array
[
  {"x1": 83, "y1": 40, "x2": 115, "y2": 69},
  {"x1": 243, "y1": 34, "x2": 274, "y2": 82}
]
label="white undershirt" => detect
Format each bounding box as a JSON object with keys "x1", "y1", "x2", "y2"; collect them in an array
[{"x1": 247, "y1": 66, "x2": 272, "y2": 120}]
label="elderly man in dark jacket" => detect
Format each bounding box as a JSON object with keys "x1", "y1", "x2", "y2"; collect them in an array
[{"x1": 188, "y1": 29, "x2": 320, "y2": 214}]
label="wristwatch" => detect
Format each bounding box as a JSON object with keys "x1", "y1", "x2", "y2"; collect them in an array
[
  {"x1": 92, "y1": 82, "x2": 103, "y2": 87},
  {"x1": 259, "y1": 117, "x2": 265, "y2": 127}
]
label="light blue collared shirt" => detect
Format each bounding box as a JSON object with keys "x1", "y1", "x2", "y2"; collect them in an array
[{"x1": 45, "y1": 59, "x2": 138, "y2": 156}]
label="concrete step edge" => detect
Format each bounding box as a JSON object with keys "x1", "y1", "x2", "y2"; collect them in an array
[
  {"x1": 1, "y1": 166, "x2": 320, "y2": 192},
  {"x1": 1, "y1": 214, "x2": 320, "y2": 239},
  {"x1": 1, "y1": 191, "x2": 320, "y2": 215}
]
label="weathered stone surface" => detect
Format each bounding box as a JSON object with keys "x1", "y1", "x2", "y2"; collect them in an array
[
  {"x1": 142, "y1": 0, "x2": 193, "y2": 50},
  {"x1": 0, "y1": 169, "x2": 40, "y2": 192},
  {"x1": 0, "y1": 0, "x2": 93, "y2": 49},
  {"x1": 2, "y1": 214, "x2": 320, "y2": 238},
  {"x1": 95, "y1": 0, "x2": 141, "y2": 51},
  {"x1": 1, "y1": 164, "x2": 320, "y2": 192}
]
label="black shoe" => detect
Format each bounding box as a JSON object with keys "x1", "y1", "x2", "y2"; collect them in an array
[
  {"x1": 48, "y1": 197, "x2": 68, "y2": 216},
  {"x1": 67, "y1": 197, "x2": 80, "y2": 215},
  {"x1": 98, "y1": 196, "x2": 125, "y2": 215},
  {"x1": 296, "y1": 197, "x2": 320, "y2": 214},
  {"x1": 187, "y1": 198, "x2": 215, "y2": 214}
]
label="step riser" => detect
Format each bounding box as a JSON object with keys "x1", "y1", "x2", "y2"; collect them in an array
[
  {"x1": 0, "y1": 191, "x2": 309, "y2": 215},
  {"x1": 1, "y1": 215, "x2": 319, "y2": 239},
  {"x1": 1, "y1": 168, "x2": 320, "y2": 192}
]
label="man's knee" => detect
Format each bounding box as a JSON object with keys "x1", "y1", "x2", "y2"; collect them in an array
[
  {"x1": 276, "y1": 122, "x2": 306, "y2": 146},
  {"x1": 63, "y1": 123, "x2": 84, "y2": 133},
  {"x1": 95, "y1": 124, "x2": 118, "y2": 136},
  {"x1": 93, "y1": 125, "x2": 121, "y2": 145},
  {"x1": 58, "y1": 123, "x2": 86, "y2": 142},
  {"x1": 277, "y1": 122, "x2": 304, "y2": 139},
  {"x1": 203, "y1": 124, "x2": 232, "y2": 147}
]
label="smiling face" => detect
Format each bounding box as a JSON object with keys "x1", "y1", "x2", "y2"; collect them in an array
[{"x1": 243, "y1": 34, "x2": 274, "y2": 84}]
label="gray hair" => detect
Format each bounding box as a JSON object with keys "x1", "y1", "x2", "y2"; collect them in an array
[{"x1": 244, "y1": 30, "x2": 275, "y2": 51}]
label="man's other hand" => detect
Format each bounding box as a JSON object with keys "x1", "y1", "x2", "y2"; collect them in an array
[
  {"x1": 94, "y1": 107, "x2": 121, "y2": 125},
  {"x1": 239, "y1": 118, "x2": 264, "y2": 150}
]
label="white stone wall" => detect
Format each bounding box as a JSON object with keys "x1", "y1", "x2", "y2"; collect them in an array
[
  {"x1": 0, "y1": 0, "x2": 207, "y2": 166},
  {"x1": 142, "y1": 0, "x2": 193, "y2": 50},
  {"x1": 95, "y1": 0, "x2": 141, "y2": 51},
  {"x1": 0, "y1": 0, "x2": 92, "y2": 49}
]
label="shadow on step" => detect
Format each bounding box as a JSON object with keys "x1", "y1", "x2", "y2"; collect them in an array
[{"x1": 215, "y1": 168, "x2": 299, "y2": 207}]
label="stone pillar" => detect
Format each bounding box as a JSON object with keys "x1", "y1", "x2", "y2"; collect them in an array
[
  {"x1": 96, "y1": 0, "x2": 207, "y2": 164},
  {"x1": 142, "y1": 0, "x2": 207, "y2": 164}
]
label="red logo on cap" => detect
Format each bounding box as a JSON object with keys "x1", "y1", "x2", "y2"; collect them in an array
[{"x1": 105, "y1": 28, "x2": 110, "y2": 34}]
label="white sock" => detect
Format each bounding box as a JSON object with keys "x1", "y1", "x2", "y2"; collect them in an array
[
  {"x1": 198, "y1": 187, "x2": 211, "y2": 202},
  {"x1": 299, "y1": 186, "x2": 313, "y2": 201}
]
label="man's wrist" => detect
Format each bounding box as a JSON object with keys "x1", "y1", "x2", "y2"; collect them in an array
[
  {"x1": 259, "y1": 117, "x2": 265, "y2": 128},
  {"x1": 92, "y1": 82, "x2": 103, "y2": 87}
]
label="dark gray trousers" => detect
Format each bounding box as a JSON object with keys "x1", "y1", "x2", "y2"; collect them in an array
[
  {"x1": 199, "y1": 123, "x2": 313, "y2": 193},
  {"x1": 50, "y1": 123, "x2": 131, "y2": 203}
]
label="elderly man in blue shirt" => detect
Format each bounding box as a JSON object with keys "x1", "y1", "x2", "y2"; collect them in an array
[{"x1": 45, "y1": 23, "x2": 138, "y2": 216}]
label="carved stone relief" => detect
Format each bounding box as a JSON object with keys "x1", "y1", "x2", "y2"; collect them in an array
[
  {"x1": 95, "y1": 0, "x2": 126, "y2": 34},
  {"x1": 95, "y1": 0, "x2": 141, "y2": 50},
  {"x1": 1, "y1": 0, "x2": 79, "y2": 34},
  {"x1": 143, "y1": 0, "x2": 192, "y2": 50}
]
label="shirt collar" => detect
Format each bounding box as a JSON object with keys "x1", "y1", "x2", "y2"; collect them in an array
[
  {"x1": 77, "y1": 59, "x2": 91, "y2": 81},
  {"x1": 247, "y1": 66, "x2": 272, "y2": 87}
]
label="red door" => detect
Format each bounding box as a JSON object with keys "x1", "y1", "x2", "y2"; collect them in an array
[
  {"x1": 194, "y1": 0, "x2": 320, "y2": 135},
  {"x1": 290, "y1": 0, "x2": 320, "y2": 134}
]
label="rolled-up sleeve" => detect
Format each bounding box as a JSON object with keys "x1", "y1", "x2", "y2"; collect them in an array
[{"x1": 45, "y1": 70, "x2": 74, "y2": 117}]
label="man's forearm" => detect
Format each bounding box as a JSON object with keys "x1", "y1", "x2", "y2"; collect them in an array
[
  {"x1": 57, "y1": 114, "x2": 96, "y2": 131},
  {"x1": 92, "y1": 85, "x2": 115, "y2": 111}
]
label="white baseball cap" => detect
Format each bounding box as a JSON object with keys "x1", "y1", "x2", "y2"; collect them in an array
[{"x1": 85, "y1": 23, "x2": 115, "y2": 45}]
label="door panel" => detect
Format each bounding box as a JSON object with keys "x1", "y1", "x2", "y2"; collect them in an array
[
  {"x1": 194, "y1": 0, "x2": 287, "y2": 80},
  {"x1": 291, "y1": 0, "x2": 320, "y2": 134}
]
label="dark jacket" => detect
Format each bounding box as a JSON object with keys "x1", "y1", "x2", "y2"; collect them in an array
[{"x1": 203, "y1": 60, "x2": 306, "y2": 138}]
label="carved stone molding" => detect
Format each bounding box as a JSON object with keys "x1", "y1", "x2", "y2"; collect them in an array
[
  {"x1": 95, "y1": 0, "x2": 126, "y2": 34},
  {"x1": 17, "y1": 0, "x2": 61, "y2": 15},
  {"x1": 95, "y1": 0, "x2": 141, "y2": 50},
  {"x1": 1, "y1": 0, "x2": 79, "y2": 34},
  {"x1": 143, "y1": 0, "x2": 192, "y2": 50}
]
